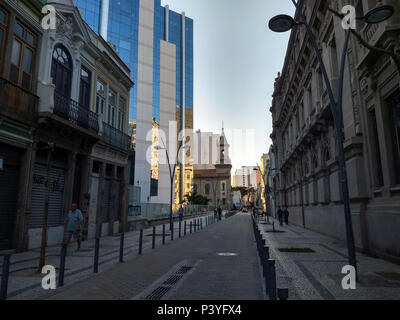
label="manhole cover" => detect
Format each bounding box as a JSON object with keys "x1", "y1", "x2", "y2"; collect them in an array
[
  {"x1": 217, "y1": 252, "x2": 238, "y2": 257},
  {"x1": 278, "y1": 248, "x2": 315, "y2": 253}
]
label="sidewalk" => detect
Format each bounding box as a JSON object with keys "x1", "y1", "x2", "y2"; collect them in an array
[
  {"x1": 0, "y1": 212, "x2": 223, "y2": 300},
  {"x1": 256, "y1": 216, "x2": 400, "y2": 300}
]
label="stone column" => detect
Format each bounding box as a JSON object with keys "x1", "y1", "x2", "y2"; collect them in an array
[
  {"x1": 63, "y1": 151, "x2": 77, "y2": 227},
  {"x1": 96, "y1": 163, "x2": 106, "y2": 238},
  {"x1": 108, "y1": 165, "x2": 117, "y2": 236},
  {"x1": 119, "y1": 164, "x2": 130, "y2": 233},
  {"x1": 79, "y1": 155, "x2": 91, "y2": 240},
  {"x1": 13, "y1": 143, "x2": 36, "y2": 252}
]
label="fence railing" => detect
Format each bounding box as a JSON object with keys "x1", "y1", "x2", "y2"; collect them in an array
[
  {"x1": 102, "y1": 122, "x2": 131, "y2": 151},
  {"x1": 54, "y1": 91, "x2": 99, "y2": 134}
]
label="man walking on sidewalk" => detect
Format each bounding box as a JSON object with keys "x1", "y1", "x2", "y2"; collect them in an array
[
  {"x1": 277, "y1": 207, "x2": 284, "y2": 226},
  {"x1": 284, "y1": 208, "x2": 289, "y2": 225},
  {"x1": 64, "y1": 203, "x2": 84, "y2": 251}
]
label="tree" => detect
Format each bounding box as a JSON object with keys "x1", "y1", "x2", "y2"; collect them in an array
[{"x1": 185, "y1": 192, "x2": 211, "y2": 205}]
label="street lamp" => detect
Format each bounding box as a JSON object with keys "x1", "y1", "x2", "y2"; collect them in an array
[
  {"x1": 155, "y1": 141, "x2": 190, "y2": 232},
  {"x1": 269, "y1": 0, "x2": 394, "y2": 278},
  {"x1": 268, "y1": 0, "x2": 394, "y2": 277}
]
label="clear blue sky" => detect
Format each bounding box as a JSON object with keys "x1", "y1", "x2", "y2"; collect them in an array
[{"x1": 161, "y1": 0, "x2": 295, "y2": 172}]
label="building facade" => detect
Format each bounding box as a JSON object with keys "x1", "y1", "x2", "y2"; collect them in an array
[
  {"x1": 192, "y1": 129, "x2": 232, "y2": 210},
  {"x1": 74, "y1": 0, "x2": 194, "y2": 206},
  {"x1": 270, "y1": 0, "x2": 400, "y2": 261},
  {"x1": 0, "y1": 0, "x2": 133, "y2": 251}
]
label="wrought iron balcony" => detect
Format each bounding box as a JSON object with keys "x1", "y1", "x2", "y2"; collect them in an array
[
  {"x1": 54, "y1": 91, "x2": 99, "y2": 133},
  {"x1": 0, "y1": 77, "x2": 38, "y2": 123},
  {"x1": 102, "y1": 122, "x2": 132, "y2": 151}
]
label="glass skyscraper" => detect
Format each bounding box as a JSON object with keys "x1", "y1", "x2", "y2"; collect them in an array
[{"x1": 73, "y1": 0, "x2": 193, "y2": 126}]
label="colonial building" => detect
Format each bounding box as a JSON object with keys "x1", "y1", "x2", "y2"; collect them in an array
[
  {"x1": 270, "y1": 0, "x2": 400, "y2": 261},
  {"x1": 0, "y1": 0, "x2": 43, "y2": 251},
  {"x1": 192, "y1": 129, "x2": 232, "y2": 210},
  {"x1": 0, "y1": 0, "x2": 133, "y2": 251}
]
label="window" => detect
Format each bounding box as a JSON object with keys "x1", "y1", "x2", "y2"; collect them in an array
[
  {"x1": 51, "y1": 45, "x2": 72, "y2": 97},
  {"x1": 388, "y1": 93, "x2": 400, "y2": 185},
  {"x1": 96, "y1": 80, "x2": 106, "y2": 115},
  {"x1": 79, "y1": 66, "x2": 91, "y2": 109},
  {"x1": 10, "y1": 21, "x2": 37, "y2": 90},
  {"x1": 369, "y1": 109, "x2": 384, "y2": 188},
  {"x1": 0, "y1": 7, "x2": 8, "y2": 73},
  {"x1": 205, "y1": 184, "x2": 210, "y2": 195},
  {"x1": 108, "y1": 89, "x2": 116, "y2": 126},
  {"x1": 222, "y1": 182, "x2": 225, "y2": 192},
  {"x1": 118, "y1": 96, "x2": 126, "y2": 131}
]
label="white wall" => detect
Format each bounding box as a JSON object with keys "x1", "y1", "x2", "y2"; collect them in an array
[
  {"x1": 150, "y1": 40, "x2": 177, "y2": 204},
  {"x1": 135, "y1": 0, "x2": 155, "y2": 203}
]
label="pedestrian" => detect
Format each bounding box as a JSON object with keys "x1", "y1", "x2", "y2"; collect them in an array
[
  {"x1": 64, "y1": 203, "x2": 84, "y2": 251},
  {"x1": 178, "y1": 205, "x2": 184, "y2": 222},
  {"x1": 214, "y1": 207, "x2": 218, "y2": 219},
  {"x1": 218, "y1": 206, "x2": 222, "y2": 221},
  {"x1": 284, "y1": 208, "x2": 289, "y2": 225},
  {"x1": 277, "y1": 207, "x2": 284, "y2": 226}
]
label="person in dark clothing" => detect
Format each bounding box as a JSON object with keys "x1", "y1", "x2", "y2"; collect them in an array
[
  {"x1": 218, "y1": 206, "x2": 222, "y2": 221},
  {"x1": 277, "y1": 207, "x2": 284, "y2": 226},
  {"x1": 284, "y1": 208, "x2": 289, "y2": 225}
]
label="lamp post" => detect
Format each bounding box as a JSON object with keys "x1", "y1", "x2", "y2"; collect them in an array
[
  {"x1": 268, "y1": 0, "x2": 394, "y2": 277},
  {"x1": 155, "y1": 140, "x2": 190, "y2": 232}
]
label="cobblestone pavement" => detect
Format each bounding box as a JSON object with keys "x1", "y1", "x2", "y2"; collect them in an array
[
  {"x1": 257, "y1": 216, "x2": 400, "y2": 300},
  {"x1": 40, "y1": 211, "x2": 264, "y2": 300},
  {"x1": 0, "y1": 213, "x2": 217, "y2": 300}
]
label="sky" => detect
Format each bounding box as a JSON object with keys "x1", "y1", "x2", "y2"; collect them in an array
[{"x1": 161, "y1": 0, "x2": 295, "y2": 173}]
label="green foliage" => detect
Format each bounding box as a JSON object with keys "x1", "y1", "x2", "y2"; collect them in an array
[{"x1": 185, "y1": 192, "x2": 210, "y2": 205}]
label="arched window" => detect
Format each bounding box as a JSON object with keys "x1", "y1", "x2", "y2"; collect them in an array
[
  {"x1": 323, "y1": 147, "x2": 331, "y2": 162},
  {"x1": 312, "y1": 154, "x2": 318, "y2": 170},
  {"x1": 51, "y1": 44, "x2": 72, "y2": 97},
  {"x1": 205, "y1": 184, "x2": 210, "y2": 196}
]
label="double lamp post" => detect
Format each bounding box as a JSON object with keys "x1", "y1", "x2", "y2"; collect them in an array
[{"x1": 268, "y1": 0, "x2": 394, "y2": 276}]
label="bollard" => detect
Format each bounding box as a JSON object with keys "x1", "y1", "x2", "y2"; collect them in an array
[
  {"x1": 267, "y1": 259, "x2": 277, "y2": 300},
  {"x1": 162, "y1": 224, "x2": 166, "y2": 245},
  {"x1": 179, "y1": 221, "x2": 182, "y2": 238},
  {"x1": 152, "y1": 227, "x2": 156, "y2": 249},
  {"x1": 201, "y1": 219, "x2": 203, "y2": 229},
  {"x1": 119, "y1": 233, "x2": 125, "y2": 263},
  {"x1": 262, "y1": 246, "x2": 270, "y2": 278},
  {"x1": 94, "y1": 238, "x2": 100, "y2": 274},
  {"x1": 139, "y1": 229, "x2": 143, "y2": 255},
  {"x1": 190, "y1": 221, "x2": 192, "y2": 234},
  {"x1": 0, "y1": 253, "x2": 11, "y2": 300},
  {"x1": 184, "y1": 221, "x2": 187, "y2": 236},
  {"x1": 58, "y1": 244, "x2": 67, "y2": 287},
  {"x1": 278, "y1": 288, "x2": 289, "y2": 301}
]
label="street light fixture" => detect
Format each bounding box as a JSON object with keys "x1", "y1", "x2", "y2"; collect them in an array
[
  {"x1": 268, "y1": 14, "x2": 297, "y2": 33},
  {"x1": 268, "y1": 0, "x2": 394, "y2": 278},
  {"x1": 363, "y1": 5, "x2": 394, "y2": 24},
  {"x1": 155, "y1": 141, "x2": 191, "y2": 232}
]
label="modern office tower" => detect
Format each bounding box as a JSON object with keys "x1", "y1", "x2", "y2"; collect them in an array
[{"x1": 74, "y1": 0, "x2": 194, "y2": 204}]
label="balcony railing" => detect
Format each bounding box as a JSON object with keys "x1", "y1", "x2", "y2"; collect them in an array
[
  {"x1": 0, "y1": 77, "x2": 38, "y2": 123},
  {"x1": 102, "y1": 122, "x2": 132, "y2": 151},
  {"x1": 54, "y1": 91, "x2": 99, "y2": 134}
]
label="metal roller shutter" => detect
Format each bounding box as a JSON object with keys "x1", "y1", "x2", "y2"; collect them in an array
[
  {"x1": 0, "y1": 165, "x2": 19, "y2": 250},
  {"x1": 30, "y1": 164, "x2": 66, "y2": 228},
  {"x1": 103, "y1": 179, "x2": 111, "y2": 223}
]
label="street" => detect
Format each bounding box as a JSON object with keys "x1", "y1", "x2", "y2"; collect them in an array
[{"x1": 43, "y1": 212, "x2": 264, "y2": 300}]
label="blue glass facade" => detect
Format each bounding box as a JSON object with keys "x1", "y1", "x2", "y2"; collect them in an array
[{"x1": 73, "y1": 0, "x2": 193, "y2": 125}]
